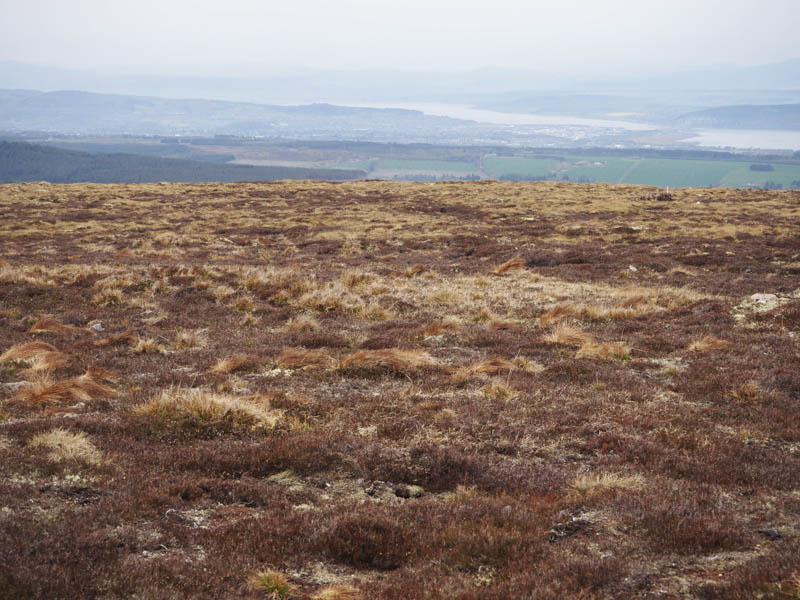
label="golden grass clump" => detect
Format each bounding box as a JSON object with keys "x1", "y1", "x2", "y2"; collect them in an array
[
  {"x1": 209, "y1": 355, "x2": 262, "y2": 374},
  {"x1": 339, "y1": 348, "x2": 438, "y2": 375},
  {"x1": 29, "y1": 317, "x2": 82, "y2": 334},
  {"x1": 0, "y1": 341, "x2": 68, "y2": 372},
  {"x1": 342, "y1": 270, "x2": 373, "y2": 288},
  {"x1": 539, "y1": 302, "x2": 635, "y2": 327},
  {"x1": 492, "y1": 256, "x2": 525, "y2": 275},
  {"x1": 28, "y1": 428, "x2": 104, "y2": 466},
  {"x1": 93, "y1": 328, "x2": 137, "y2": 347},
  {"x1": 276, "y1": 347, "x2": 338, "y2": 370},
  {"x1": 686, "y1": 335, "x2": 733, "y2": 352},
  {"x1": 465, "y1": 357, "x2": 516, "y2": 376},
  {"x1": 13, "y1": 369, "x2": 116, "y2": 406},
  {"x1": 313, "y1": 584, "x2": 360, "y2": 600},
  {"x1": 131, "y1": 337, "x2": 168, "y2": 354},
  {"x1": 283, "y1": 314, "x2": 321, "y2": 332},
  {"x1": 483, "y1": 379, "x2": 517, "y2": 400},
  {"x1": 250, "y1": 570, "x2": 292, "y2": 598},
  {"x1": 173, "y1": 328, "x2": 209, "y2": 350},
  {"x1": 575, "y1": 341, "x2": 631, "y2": 360},
  {"x1": 568, "y1": 472, "x2": 645, "y2": 500},
  {"x1": 543, "y1": 323, "x2": 595, "y2": 348},
  {"x1": 135, "y1": 388, "x2": 282, "y2": 430},
  {"x1": 731, "y1": 381, "x2": 764, "y2": 403},
  {"x1": 231, "y1": 295, "x2": 257, "y2": 313}
]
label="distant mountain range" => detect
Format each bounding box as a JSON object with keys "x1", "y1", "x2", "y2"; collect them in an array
[
  {"x1": 0, "y1": 141, "x2": 364, "y2": 183},
  {"x1": 676, "y1": 104, "x2": 800, "y2": 130},
  {"x1": 2, "y1": 59, "x2": 799, "y2": 104}
]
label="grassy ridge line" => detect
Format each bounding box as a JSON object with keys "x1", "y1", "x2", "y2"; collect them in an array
[{"x1": 0, "y1": 141, "x2": 366, "y2": 183}]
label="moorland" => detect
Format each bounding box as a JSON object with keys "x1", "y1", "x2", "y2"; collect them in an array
[{"x1": 0, "y1": 180, "x2": 799, "y2": 599}]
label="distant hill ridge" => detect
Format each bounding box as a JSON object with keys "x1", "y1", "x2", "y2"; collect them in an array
[
  {"x1": 0, "y1": 141, "x2": 365, "y2": 183},
  {"x1": 677, "y1": 104, "x2": 800, "y2": 130}
]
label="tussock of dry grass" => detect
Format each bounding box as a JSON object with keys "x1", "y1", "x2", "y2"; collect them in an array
[
  {"x1": 29, "y1": 317, "x2": 82, "y2": 334},
  {"x1": 342, "y1": 270, "x2": 373, "y2": 288},
  {"x1": 283, "y1": 314, "x2": 321, "y2": 332},
  {"x1": 492, "y1": 256, "x2": 525, "y2": 275},
  {"x1": 575, "y1": 341, "x2": 631, "y2": 360},
  {"x1": 135, "y1": 388, "x2": 281, "y2": 430},
  {"x1": 312, "y1": 584, "x2": 360, "y2": 600},
  {"x1": 131, "y1": 337, "x2": 168, "y2": 354},
  {"x1": 483, "y1": 379, "x2": 517, "y2": 400},
  {"x1": 209, "y1": 355, "x2": 262, "y2": 374},
  {"x1": 276, "y1": 347, "x2": 338, "y2": 370},
  {"x1": 686, "y1": 335, "x2": 733, "y2": 352},
  {"x1": 731, "y1": 381, "x2": 764, "y2": 402},
  {"x1": 250, "y1": 570, "x2": 292, "y2": 598},
  {"x1": 543, "y1": 323, "x2": 595, "y2": 348},
  {"x1": 0, "y1": 341, "x2": 68, "y2": 372},
  {"x1": 339, "y1": 348, "x2": 438, "y2": 375},
  {"x1": 13, "y1": 369, "x2": 116, "y2": 406},
  {"x1": 173, "y1": 328, "x2": 209, "y2": 350},
  {"x1": 569, "y1": 472, "x2": 645, "y2": 499},
  {"x1": 464, "y1": 357, "x2": 517, "y2": 376},
  {"x1": 28, "y1": 428, "x2": 105, "y2": 466},
  {"x1": 93, "y1": 328, "x2": 137, "y2": 347},
  {"x1": 539, "y1": 302, "x2": 636, "y2": 327}
]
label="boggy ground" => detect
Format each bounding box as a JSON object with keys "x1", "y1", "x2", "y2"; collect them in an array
[{"x1": 0, "y1": 180, "x2": 799, "y2": 599}]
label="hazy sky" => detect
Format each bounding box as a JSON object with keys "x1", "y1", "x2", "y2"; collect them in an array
[{"x1": 1, "y1": 0, "x2": 798, "y2": 75}]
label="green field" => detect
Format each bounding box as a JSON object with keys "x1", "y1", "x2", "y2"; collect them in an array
[
  {"x1": 483, "y1": 157, "x2": 560, "y2": 177},
  {"x1": 376, "y1": 159, "x2": 477, "y2": 172},
  {"x1": 483, "y1": 154, "x2": 800, "y2": 188}
]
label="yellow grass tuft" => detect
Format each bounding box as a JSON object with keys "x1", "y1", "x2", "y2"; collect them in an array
[
  {"x1": 28, "y1": 428, "x2": 104, "y2": 466},
  {"x1": 575, "y1": 341, "x2": 631, "y2": 360},
  {"x1": 543, "y1": 323, "x2": 595, "y2": 348},
  {"x1": 465, "y1": 357, "x2": 516, "y2": 376},
  {"x1": 313, "y1": 584, "x2": 360, "y2": 600},
  {"x1": 731, "y1": 381, "x2": 764, "y2": 402},
  {"x1": 250, "y1": 570, "x2": 292, "y2": 598},
  {"x1": 283, "y1": 314, "x2": 321, "y2": 332},
  {"x1": 276, "y1": 347, "x2": 338, "y2": 370},
  {"x1": 483, "y1": 379, "x2": 517, "y2": 400},
  {"x1": 492, "y1": 256, "x2": 525, "y2": 275},
  {"x1": 340, "y1": 348, "x2": 438, "y2": 375},
  {"x1": 686, "y1": 335, "x2": 733, "y2": 352},
  {"x1": 131, "y1": 337, "x2": 168, "y2": 354},
  {"x1": 342, "y1": 270, "x2": 373, "y2": 288},
  {"x1": 173, "y1": 328, "x2": 209, "y2": 350},
  {"x1": 568, "y1": 472, "x2": 645, "y2": 499},
  {"x1": 487, "y1": 319, "x2": 517, "y2": 331},
  {"x1": 135, "y1": 388, "x2": 282, "y2": 430},
  {"x1": 0, "y1": 341, "x2": 68, "y2": 372},
  {"x1": 13, "y1": 369, "x2": 116, "y2": 406}
]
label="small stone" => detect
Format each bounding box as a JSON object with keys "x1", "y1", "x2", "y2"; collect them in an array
[
  {"x1": 501, "y1": 505, "x2": 513, "y2": 518},
  {"x1": 628, "y1": 265, "x2": 638, "y2": 272},
  {"x1": 88, "y1": 321, "x2": 104, "y2": 332},
  {"x1": 750, "y1": 293, "x2": 778, "y2": 304}
]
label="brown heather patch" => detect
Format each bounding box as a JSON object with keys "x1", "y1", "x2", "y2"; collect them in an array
[{"x1": 1, "y1": 180, "x2": 799, "y2": 599}]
